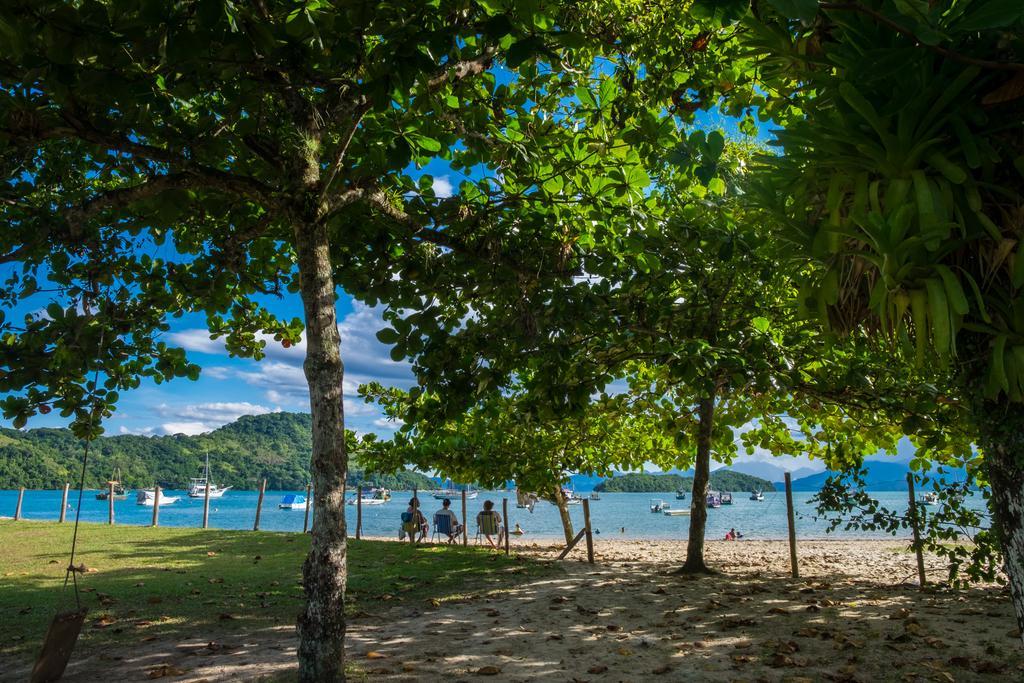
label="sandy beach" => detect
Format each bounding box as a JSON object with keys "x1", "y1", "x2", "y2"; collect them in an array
[{"x1": 50, "y1": 538, "x2": 1022, "y2": 682}]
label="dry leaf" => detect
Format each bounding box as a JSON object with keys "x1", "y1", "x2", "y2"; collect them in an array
[
  {"x1": 146, "y1": 664, "x2": 187, "y2": 679},
  {"x1": 652, "y1": 664, "x2": 672, "y2": 674},
  {"x1": 476, "y1": 665, "x2": 501, "y2": 675},
  {"x1": 366, "y1": 651, "x2": 387, "y2": 659},
  {"x1": 588, "y1": 665, "x2": 609, "y2": 674}
]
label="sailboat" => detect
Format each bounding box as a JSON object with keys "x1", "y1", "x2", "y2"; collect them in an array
[
  {"x1": 96, "y1": 467, "x2": 128, "y2": 500},
  {"x1": 188, "y1": 453, "x2": 232, "y2": 498}
]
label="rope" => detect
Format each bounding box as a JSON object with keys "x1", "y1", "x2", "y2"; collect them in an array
[{"x1": 62, "y1": 325, "x2": 106, "y2": 611}]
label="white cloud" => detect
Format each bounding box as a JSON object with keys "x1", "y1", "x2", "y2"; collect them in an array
[
  {"x1": 152, "y1": 401, "x2": 280, "y2": 435},
  {"x1": 160, "y1": 421, "x2": 213, "y2": 436},
  {"x1": 432, "y1": 176, "x2": 454, "y2": 198},
  {"x1": 373, "y1": 417, "x2": 402, "y2": 430},
  {"x1": 118, "y1": 425, "x2": 156, "y2": 436}
]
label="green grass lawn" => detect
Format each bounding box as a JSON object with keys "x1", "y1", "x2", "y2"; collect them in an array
[{"x1": 0, "y1": 520, "x2": 555, "y2": 669}]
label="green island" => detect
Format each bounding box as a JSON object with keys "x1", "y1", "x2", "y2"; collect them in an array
[
  {"x1": 0, "y1": 413, "x2": 433, "y2": 491},
  {"x1": 595, "y1": 471, "x2": 775, "y2": 493},
  {"x1": 0, "y1": 520, "x2": 552, "y2": 674}
]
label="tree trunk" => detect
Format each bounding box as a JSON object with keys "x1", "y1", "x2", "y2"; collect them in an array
[
  {"x1": 681, "y1": 394, "x2": 715, "y2": 574},
  {"x1": 552, "y1": 484, "x2": 575, "y2": 545},
  {"x1": 966, "y1": 390, "x2": 1024, "y2": 645},
  {"x1": 295, "y1": 220, "x2": 349, "y2": 681}
]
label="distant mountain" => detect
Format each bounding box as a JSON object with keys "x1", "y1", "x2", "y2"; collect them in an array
[
  {"x1": 596, "y1": 469, "x2": 775, "y2": 493},
  {"x1": 0, "y1": 412, "x2": 433, "y2": 491},
  {"x1": 782, "y1": 460, "x2": 970, "y2": 492}
]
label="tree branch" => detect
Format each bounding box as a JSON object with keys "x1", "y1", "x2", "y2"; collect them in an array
[
  {"x1": 318, "y1": 99, "x2": 372, "y2": 208},
  {"x1": 425, "y1": 46, "x2": 498, "y2": 92}
]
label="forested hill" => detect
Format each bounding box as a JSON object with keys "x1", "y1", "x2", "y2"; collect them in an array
[
  {"x1": 595, "y1": 470, "x2": 775, "y2": 493},
  {"x1": 0, "y1": 412, "x2": 432, "y2": 491}
]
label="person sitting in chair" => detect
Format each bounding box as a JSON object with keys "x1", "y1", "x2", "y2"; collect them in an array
[
  {"x1": 476, "y1": 499, "x2": 504, "y2": 548},
  {"x1": 433, "y1": 498, "x2": 463, "y2": 544},
  {"x1": 400, "y1": 498, "x2": 428, "y2": 544}
]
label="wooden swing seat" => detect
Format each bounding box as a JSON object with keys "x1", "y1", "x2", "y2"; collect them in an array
[{"x1": 30, "y1": 608, "x2": 87, "y2": 683}]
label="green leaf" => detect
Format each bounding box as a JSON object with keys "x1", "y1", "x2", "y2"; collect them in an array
[
  {"x1": 957, "y1": 0, "x2": 1024, "y2": 31},
  {"x1": 376, "y1": 328, "x2": 400, "y2": 345},
  {"x1": 767, "y1": 0, "x2": 819, "y2": 22},
  {"x1": 707, "y1": 177, "x2": 726, "y2": 195}
]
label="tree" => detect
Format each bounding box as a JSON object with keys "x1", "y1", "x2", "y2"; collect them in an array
[
  {"x1": 0, "y1": 2, "x2": 646, "y2": 677},
  {"x1": 362, "y1": 381, "x2": 677, "y2": 544},
  {"x1": 736, "y1": 1, "x2": 1024, "y2": 641}
]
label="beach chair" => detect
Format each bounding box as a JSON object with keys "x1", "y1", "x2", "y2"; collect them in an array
[
  {"x1": 431, "y1": 512, "x2": 458, "y2": 543},
  {"x1": 400, "y1": 511, "x2": 420, "y2": 541},
  {"x1": 475, "y1": 511, "x2": 503, "y2": 546}
]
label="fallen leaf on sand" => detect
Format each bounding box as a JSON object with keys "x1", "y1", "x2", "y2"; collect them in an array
[
  {"x1": 551, "y1": 596, "x2": 569, "y2": 604},
  {"x1": 889, "y1": 608, "x2": 911, "y2": 620},
  {"x1": 476, "y1": 665, "x2": 501, "y2": 675},
  {"x1": 366, "y1": 651, "x2": 387, "y2": 659},
  {"x1": 146, "y1": 664, "x2": 187, "y2": 679},
  {"x1": 93, "y1": 616, "x2": 116, "y2": 629},
  {"x1": 206, "y1": 551, "x2": 217, "y2": 557},
  {"x1": 767, "y1": 607, "x2": 789, "y2": 615},
  {"x1": 616, "y1": 647, "x2": 633, "y2": 657},
  {"x1": 217, "y1": 613, "x2": 235, "y2": 621},
  {"x1": 147, "y1": 597, "x2": 163, "y2": 604},
  {"x1": 485, "y1": 609, "x2": 500, "y2": 617},
  {"x1": 652, "y1": 664, "x2": 672, "y2": 674},
  {"x1": 588, "y1": 665, "x2": 609, "y2": 674}
]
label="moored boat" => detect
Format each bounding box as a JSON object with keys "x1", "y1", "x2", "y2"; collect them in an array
[
  {"x1": 706, "y1": 491, "x2": 722, "y2": 508},
  {"x1": 650, "y1": 498, "x2": 666, "y2": 513},
  {"x1": 136, "y1": 489, "x2": 179, "y2": 506},
  {"x1": 279, "y1": 494, "x2": 309, "y2": 510},
  {"x1": 750, "y1": 490, "x2": 765, "y2": 501},
  {"x1": 720, "y1": 491, "x2": 734, "y2": 505},
  {"x1": 675, "y1": 490, "x2": 687, "y2": 500},
  {"x1": 96, "y1": 467, "x2": 128, "y2": 500},
  {"x1": 921, "y1": 491, "x2": 940, "y2": 506},
  {"x1": 188, "y1": 453, "x2": 232, "y2": 498},
  {"x1": 347, "y1": 487, "x2": 390, "y2": 505},
  {"x1": 664, "y1": 508, "x2": 690, "y2": 516}
]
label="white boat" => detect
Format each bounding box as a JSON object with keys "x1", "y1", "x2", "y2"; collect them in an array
[
  {"x1": 562, "y1": 487, "x2": 584, "y2": 505},
  {"x1": 136, "y1": 489, "x2": 179, "y2": 506},
  {"x1": 721, "y1": 491, "x2": 734, "y2": 505},
  {"x1": 516, "y1": 489, "x2": 538, "y2": 512},
  {"x1": 347, "y1": 487, "x2": 390, "y2": 506},
  {"x1": 188, "y1": 453, "x2": 232, "y2": 498},
  {"x1": 706, "y1": 491, "x2": 722, "y2": 508},
  {"x1": 921, "y1": 491, "x2": 940, "y2": 506},
  {"x1": 664, "y1": 508, "x2": 690, "y2": 516},
  {"x1": 675, "y1": 490, "x2": 687, "y2": 500},
  {"x1": 432, "y1": 488, "x2": 478, "y2": 500},
  {"x1": 650, "y1": 499, "x2": 666, "y2": 513},
  {"x1": 750, "y1": 490, "x2": 765, "y2": 501},
  {"x1": 279, "y1": 494, "x2": 309, "y2": 510},
  {"x1": 589, "y1": 492, "x2": 600, "y2": 500}
]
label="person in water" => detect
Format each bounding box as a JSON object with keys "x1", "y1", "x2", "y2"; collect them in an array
[{"x1": 512, "y1": 522, "x2": 525, "y2": 535}]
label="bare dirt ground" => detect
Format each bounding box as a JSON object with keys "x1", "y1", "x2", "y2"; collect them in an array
[{"x1": 23, "y1": 539, "x2": 1024, "y2": 682}]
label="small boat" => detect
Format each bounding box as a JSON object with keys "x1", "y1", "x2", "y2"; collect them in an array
[
  {"x1": 188, "y1": 453, "x2": 232, "y2": 498},
  {"x1": 279, "y1": 494, "x2": 309, "y2": 510},
  {"x1": 562, "y1": 487, "x2": 583, "y2": 505},
  {"x1": 664, "y1": 509, "x2": 690, "y2": 516},
  {"x1": 96, "y1": 468, "x2": 128, "y2": 500},
  {"x1": 750, "y1": 490, "x2": 765, "y2": 501},
  {"x1": 675, "y1": 490, "x2": 687, "y2": 500},
  {"x1": 347, "y1": 487, "x2": 390, "y2": 506},
  {"x1": 432, "y1": 488, "x2": 478, "y2": 500},
  {"x1": 706, "y1": 491, "x2": 722, "y2": 508},
  {"x1": 136, "y1": 489, "x2": 178, "y2": 506},
  {"x1": 921, "y1": 491, "x2": 940, "y2": 506},
  {"x1": 589, "y1": 492, "x2": 601, "y2": 500},
  {"x1": 650, "y1": 499, "x2": 666, "y2": 513},
  {"x1": 721, "y1": 491, "x2": 734, "y2": 505}
]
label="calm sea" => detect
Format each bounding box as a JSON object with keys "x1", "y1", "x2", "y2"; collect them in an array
[{"x1": 0, "y1": 488, "x2": 990, "y2": 541}]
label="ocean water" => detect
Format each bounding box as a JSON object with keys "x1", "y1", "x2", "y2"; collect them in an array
[{"x1": 0, "y1": 488, "x2": 990, "y2": 541}]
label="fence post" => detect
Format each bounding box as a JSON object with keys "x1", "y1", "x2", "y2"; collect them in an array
[
  {"x1": 906, "y1": 473, "x2": 927, "y2": 588},
  {"x1": 784, "y1": 472, "x2": 798, "y2": 579},
  {"x1": 14, "y1": 486, "x2": 24, "y2": 521},
  {"x1": 108, "y1": 481, "x2": 115, "y2": 525},
  {"x1": 254, "y1": 479, "x2": 266, "y2": 531},
  {"x1": 582, "y1": 498, "x2": 594, "y2": 564},
  {"x1": 59, "y1": 483, "x2": 69, "y2": 523},
  {"x1": 303, "y1": 483, "x2": 312, "y2": 533},
  {"x1": 461, "y1": 489, "x2": 468, "y2": 546},
  {"x1": 355, "y1": 485, "x2": 362, "y2": 540},
  {"x1": 202, "y1": 479, "x2": 211, "y2": 529},
  {"x1": 152, "y1": 485, "x2": 161, "y2": 527},
  {"x1": 502, "y1": 497, "x2": 510, "y2": 556}
]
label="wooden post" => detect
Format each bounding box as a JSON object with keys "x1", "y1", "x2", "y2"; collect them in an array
[
  {"x1": 303, "y1": 483, "x2": 312, "y2": 533},
  {"x1": 58, "y1": 483, "x2": 69, "y2": 523},
  {"x1": 355, "y1": 485, "x2": 362, "y2": 540},
  {"x1": 907, "y1": 473, "x2": 927, "y2": 588},
  {"x1": 502, "y1": 498, "x2": 510, "y2": 555},
  {"x1": 784, "y1": 472, "x2": 798, "y2": 579},
  {"x1": 253, "y1": 479, "x2": 266, "y2": 531},
  {"x1": 108, "y1": 481, "x2": 115, "y2": 525},
  {"x1": 582, "y1": 498, "x2": 594, "y2": 564},
  {"x1": 202, "y1": 479, "x2": 211, "y2": 529},
  {"x1": 461, "y1": 489, "x2": 468, "y2": 546},
  {"x1": 14, "y1": 487, "x2": 24, "y2": 521},
  {"x1": 151, "y1": 486, "x2": 161, "y2": 527}
]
